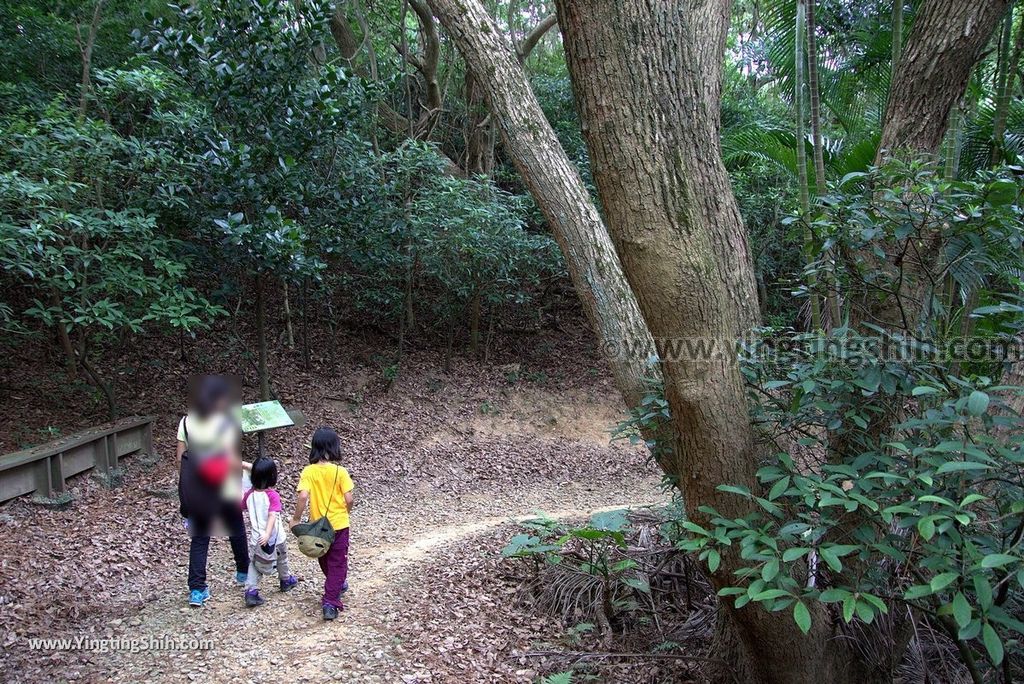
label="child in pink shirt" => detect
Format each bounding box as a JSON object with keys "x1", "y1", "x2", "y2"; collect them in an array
[{"x1": 241, "y1": 457, "x2": 298, "y2": 606}]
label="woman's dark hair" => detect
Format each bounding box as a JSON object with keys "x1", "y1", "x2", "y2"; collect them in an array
[
  {"x1": 250, "y1": 457, "x2": 278, "y2": 489},
  {"x1": 309, "y1": 427, "x2": 342, "y2": 464},
  {"x1": 191, "y1": 375, "x2": 233, "y2": 419}
]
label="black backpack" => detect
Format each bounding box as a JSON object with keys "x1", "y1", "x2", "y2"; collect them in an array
[{"x1": 177, "y1": 419, "x2": 222, "y2": 520}]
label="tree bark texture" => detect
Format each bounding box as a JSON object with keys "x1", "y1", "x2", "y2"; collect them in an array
[
  {"x1": 860, "y1": 0, "x2": 1010, "y2": 333},
  {"x1": 425, "y1": 0, "x2": 657, "y2": 410},
  {"x1": 464, "y1": 15, "x2": 557, "y2": 177},
  {"x1": 553, "y1": 2, "x2": 850, "y2": 681},
  {"x1": 878, "y1": 0, "x2": 1012, "y2": 158}
]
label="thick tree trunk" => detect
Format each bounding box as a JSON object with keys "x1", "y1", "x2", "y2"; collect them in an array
[
  {"x1": 425, "y1": 0, "x2": 658, "y2": 410},
  {"x1": 553, "y1": 2, "x2": 853, "y2": 682},
  {"x1": 878, "y1": 0, "x2": 1012, "y2": 158},
  {"x1": 864, "y1": 0, "x2": 1011, "y2": 333}
]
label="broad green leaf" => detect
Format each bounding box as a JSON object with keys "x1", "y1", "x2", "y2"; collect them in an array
[
  {"x1": 917, "y1": 517, "x2": 936, "y2": 541},
  {"x1": 819, "y1": 588, "x2": 850, "y2": 603},
  {"x1": 793, "y1": 601, "x2": 811, "y2": 634},
  {"x1": 975, "y1": 576, "x2": 994, "y2": 610},
  {"x1": 768, "y1": 476, "x2": 791, "y2": 501},
  {"x1": 959, "y1": 619, "x2": 982, "y2": 641},
  {"x1": 820, "y1": 547, "x2": 842, "y2": 572},
  {"x1": 707, "y1": 549, "x2": 721, "y2": 573},
  {"x1": 967, "y1": 390, "x2": 990, "y2": 416},
  {"x1": 842, "y1": 594, "x2": 856, "y2": 623},
  {"x1": 981, "y1": 553, "x2": 1017, "y2": 569},
  {"x1": 930, "y1": 573, "x2": 958, "y2": 593},
  {"x1": 983, "y1": 623, "x2": 1005, "y2": 665},
  {"x1": 782, "y1": 547, "x2": 809, "y2": 562},
  {"x1": 952, "y1": 592, "x2": 972, "y2": 628},
  {"x1": 904, "y1": 584, "x2": 933, "y2": 600},
  {"x1": 717, "y1": 484, "x2": 752, "y2": 497},
  {"x1": 935, "y1": 461, "x2": 991, "y2": 475}
]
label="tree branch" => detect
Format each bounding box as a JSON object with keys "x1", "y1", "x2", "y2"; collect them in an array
[{"x1": 517, "y1": 14, "x2": 557, "y2": 62}]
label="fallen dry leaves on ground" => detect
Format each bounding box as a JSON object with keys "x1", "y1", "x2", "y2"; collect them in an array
[{"x1": 0, "y1": 315, "x2": 695, "y2": 683}]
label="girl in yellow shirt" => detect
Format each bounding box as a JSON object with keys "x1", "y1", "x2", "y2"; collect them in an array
[{"x1": 290, "y1": 427, "x2": 355, "y2": 621}]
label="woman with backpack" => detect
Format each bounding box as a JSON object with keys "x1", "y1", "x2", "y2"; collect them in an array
[{"x1": 176, "y1": 374, "x2": 250, "y2": 607}]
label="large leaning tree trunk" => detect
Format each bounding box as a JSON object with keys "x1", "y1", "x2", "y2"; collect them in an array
[
  {"x1": 422, "y1": 0, "x2": 656, "y2": 412},
  {"x1": 426, "y1": 0, "x2": 838, "y2": 681},
  {"x1": 878, "y1": 0, "x2": 1011, "y2": 159}
]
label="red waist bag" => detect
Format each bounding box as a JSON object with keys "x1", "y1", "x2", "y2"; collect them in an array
[
  {"x1": 197, "y1": 453, "x2": 230, "y2": 487},
  {"x1": 181, "y1": 417, "x2": 231, "y2": 488}
]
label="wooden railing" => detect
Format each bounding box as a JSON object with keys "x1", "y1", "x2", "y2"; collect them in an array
[{"x1": 0, "y1": 416, "x2": 155, "y2": 504}]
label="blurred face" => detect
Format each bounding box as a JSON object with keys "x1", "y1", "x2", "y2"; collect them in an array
[{"x1": 212, "y1": 395, "x2": 231, "y2": 414}]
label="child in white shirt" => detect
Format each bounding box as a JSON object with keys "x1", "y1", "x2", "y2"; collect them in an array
[{"x1": 241, "y1": 457, "x2": 298, "y2": 606}]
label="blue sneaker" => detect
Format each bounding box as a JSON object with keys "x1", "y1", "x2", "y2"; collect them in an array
[
  {"x1": 235, "y1": 571, "x2": 247, "y2": 585},
  {"x1": 279, "y1": 575, "x2": 299, "y2": 593},
  {"x1": 188, "y1": 587, "x2": 210, "y2": 607}
]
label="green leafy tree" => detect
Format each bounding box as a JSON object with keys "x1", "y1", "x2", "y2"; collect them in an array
[{"x1": 0, "y1": 106, "x2": 223, "y2": 416}]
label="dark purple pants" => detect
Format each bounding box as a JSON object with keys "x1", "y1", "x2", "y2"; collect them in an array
[{"x1": 318, "y1": 527, "x2": 349, "y2": 609}]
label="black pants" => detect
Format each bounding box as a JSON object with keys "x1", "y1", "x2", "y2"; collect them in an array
[{"x1": 188, "y1": 500, "x2": 250, "y2": 591}]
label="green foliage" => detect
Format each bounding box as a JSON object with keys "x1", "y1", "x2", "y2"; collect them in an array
[
  {"x1": 502, "y1": 509, "x2": 633, "y2": 578},
  {"x1": 652, "y1": 164, "x2": 1024, "y2": 676},
  {"x1": 800, "y1": 161, "x2": 1024, "y2": 328},
  {"x1": 688, "y1": 324, "x2": 1024, "y2": 667},
  {"x1": 502, "y1": 508, "x2": 655, "y2": 627},
  {"x1": 0, "y1": 105, "x2": 223, "y2": 340},
  {"x1": 611, "y1": 373, "x2": 674, "y2": 465},
  {"x1": 336, "y1": 141, "x2": 562, "y2": 330},
  {"x1": 144, "y1": 0, "x2": 363, "y2": 282}
]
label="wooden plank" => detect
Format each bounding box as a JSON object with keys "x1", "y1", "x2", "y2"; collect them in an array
[
  {"x1": 48, "y1": 454, "x2": 65, "y2": 496},
  {"x1": 0, "y1": 416, "x2": 155, "y2": 471},
  {"x1": 0, "y1": 416, "x2": 155, "y2": 504}
]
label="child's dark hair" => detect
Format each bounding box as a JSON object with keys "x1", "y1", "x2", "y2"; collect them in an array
[
  {"x1": 309, "y1": 427, "x2": 342, "y2": 464},
  {"x1": 250, "y1": 456, "x2": 278, "y2": 489}
]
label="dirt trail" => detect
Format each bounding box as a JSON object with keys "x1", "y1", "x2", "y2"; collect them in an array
[{"x1": 100, "y1": 468, "x2": 666, "y2": 684}]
